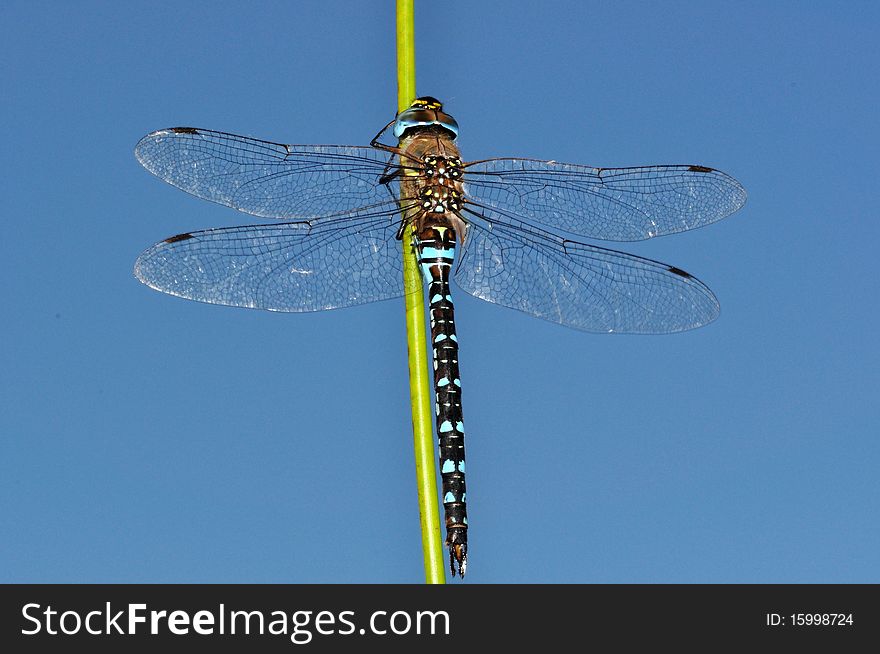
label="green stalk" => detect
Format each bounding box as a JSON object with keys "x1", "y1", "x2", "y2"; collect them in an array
[{"x1": 397, "y1": 0, "x2": 446, "y2": 584}]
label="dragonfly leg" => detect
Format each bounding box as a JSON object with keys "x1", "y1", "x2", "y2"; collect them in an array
[
  {"x1": 370, "y1": 120, "x2": 400, "y2": 152},
  {"x1": 379, "y1": 152, "x2": 402, "y2": 186},
  {"x1": 372, "y1": 119, "x2": 425, "y2": 168}
]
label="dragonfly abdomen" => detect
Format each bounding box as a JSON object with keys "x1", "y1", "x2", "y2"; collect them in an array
[{"x1": 415, "y1": 223, "x2": 468, "y2": 577}]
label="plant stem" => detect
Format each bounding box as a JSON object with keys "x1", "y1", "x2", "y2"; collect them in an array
[{"x1": 397, "y1": 0, "x2": 446, "y2": 584}]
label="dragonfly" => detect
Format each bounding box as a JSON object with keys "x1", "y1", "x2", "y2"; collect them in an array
[{"x1": 133, "y1": 97, "x2": 746, "y2": 577}]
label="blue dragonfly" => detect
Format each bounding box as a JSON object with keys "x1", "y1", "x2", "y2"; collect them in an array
[{"x1": 134, "y1": 97, "x2": 746, "y2": 576}]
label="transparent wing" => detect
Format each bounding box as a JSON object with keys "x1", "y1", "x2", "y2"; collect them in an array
[
  {"x1": 135, "y1": 128, "x2": 398, "y2": 220},
  {"x1": 454, "y1": 206, "x2": 719, "y2": 333},
  {"x1": 463, "y1": 158, "x2": 746, "y2": 242},
  {"x1": 134, "y1": 203, "x2": 406, "y2": 311}
]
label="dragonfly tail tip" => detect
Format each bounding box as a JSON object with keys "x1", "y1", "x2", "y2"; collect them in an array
[{"x1": 449, "y1": 543, "x2": 467, "y2": 578}]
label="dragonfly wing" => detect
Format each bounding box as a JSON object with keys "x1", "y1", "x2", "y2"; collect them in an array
[
  {"x1": 135, "y1": 128, "x2": 397, "y2": 220},
  {"x1": 454, "y1": 209, "x2": 720, "y2": 333},
  {"x1": 134, "y1": 204, "x2": 405, "y2": 312},
  {"x1": 463, "y1": 158, "x2": 746, "y2": 242}
]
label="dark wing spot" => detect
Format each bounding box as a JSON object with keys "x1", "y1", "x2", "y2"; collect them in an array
[
  {"x1": 164, "y1": 232, "x2": 195, "y2": 243},
  {"x1": 169, "y1": 127, "x2": 200, "y2": 134},
  {"x1": 668, "y1": 266, "x2": 692, "y2": 278},
  {"x1": 688, "y1": 165, "x2": 714, "y2": 173}
]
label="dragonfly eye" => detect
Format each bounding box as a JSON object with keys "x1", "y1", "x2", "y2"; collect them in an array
[{"x1": 393, "y1": 102, "x2": 459, "y2": 140}]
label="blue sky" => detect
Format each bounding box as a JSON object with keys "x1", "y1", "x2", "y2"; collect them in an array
[{"x1": 2, "y1": 0, "x2": 877, "y2": 583}]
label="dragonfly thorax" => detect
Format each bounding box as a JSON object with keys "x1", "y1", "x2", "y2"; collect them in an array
[
  {"x1": 423, "y1": 155, "x2": 463, "y2": 182},
  {"x1": 399, "y1": 129, "x2": 467, "y2": 238},
  {"x1": 419, "y1": 187, "x2": 462, "y2": 213}
]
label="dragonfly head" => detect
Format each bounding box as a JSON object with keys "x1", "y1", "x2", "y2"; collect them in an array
[{"x1": 393, "y1": 96, "x2": 459, "y2": 140}]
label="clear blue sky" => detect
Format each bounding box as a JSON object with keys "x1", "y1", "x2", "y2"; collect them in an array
[{"x1": 2, "y1": 1, "x2": 877, "y2": 583}]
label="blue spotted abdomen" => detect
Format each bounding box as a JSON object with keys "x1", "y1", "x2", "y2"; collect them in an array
[{"x1": 415, "y1": 223, "x2": 468, "y2": 577}]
